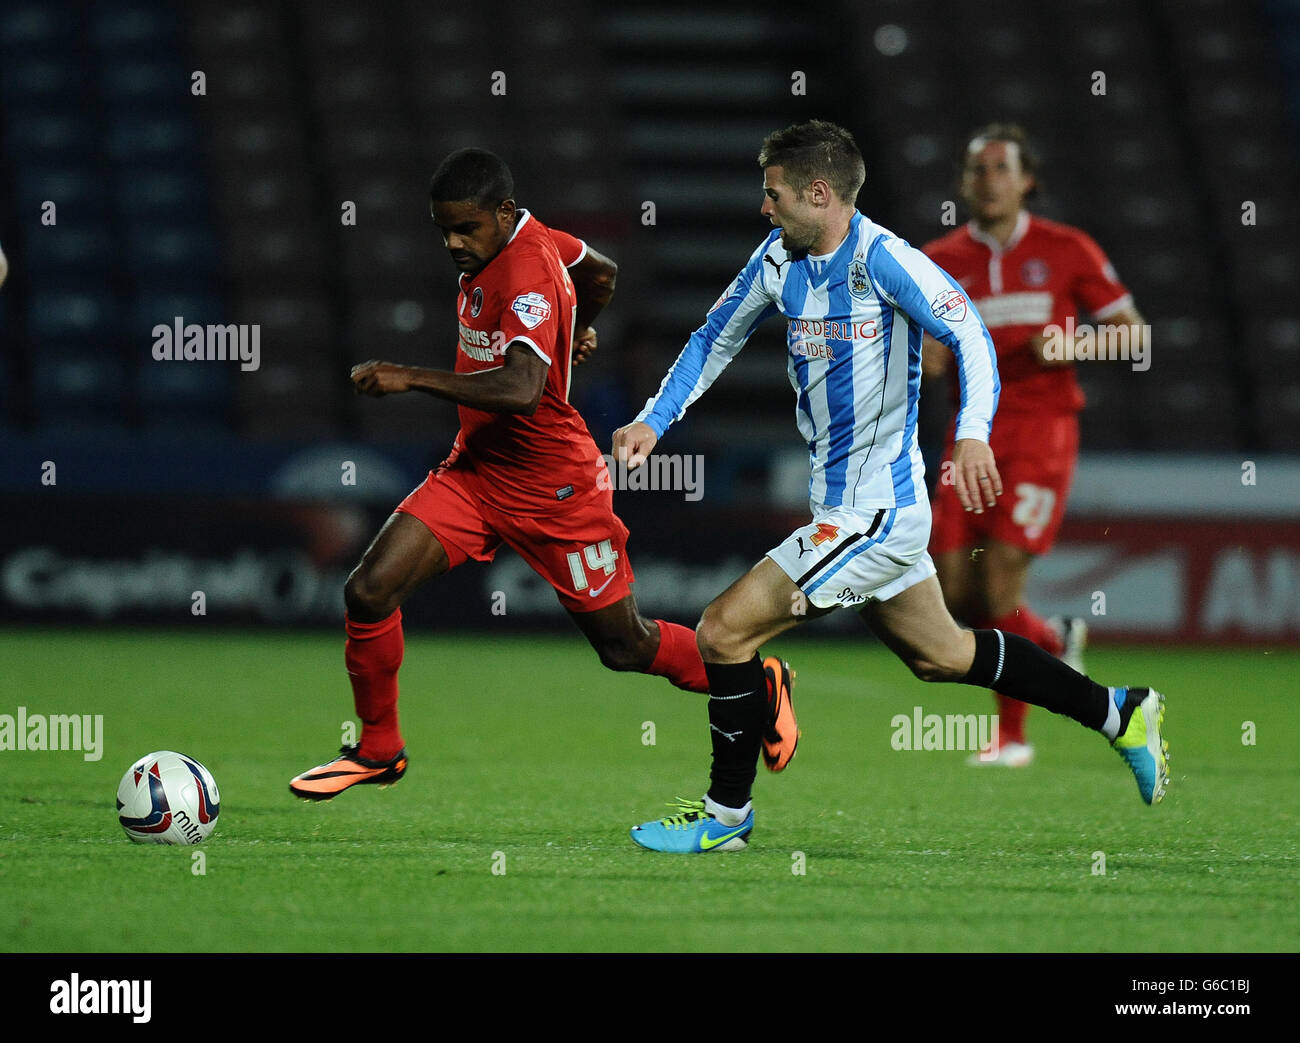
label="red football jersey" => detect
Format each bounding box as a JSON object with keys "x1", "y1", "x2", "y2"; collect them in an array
[
  {"x1": 444, "y1": 210, "x2": 600, "y2": 511},
  {"x1": 924, "y1": 211, "x2": 1131, "y2": 415}
]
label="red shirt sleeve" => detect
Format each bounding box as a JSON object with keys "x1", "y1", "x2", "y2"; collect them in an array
[
  {"x1": 920, "y1": 237, "x2": 945, "y2": 265},
  {"x1": 1069, "y1": 230, "x2": 1131, "y2": 318},
  {"x1": 546, "y1": 227, "x2": 587, "y2": 267}
]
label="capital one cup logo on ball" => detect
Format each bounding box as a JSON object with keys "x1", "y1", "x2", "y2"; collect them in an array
[{"x1": 116, "y1": 751, "x2": 220, "y2": 845}]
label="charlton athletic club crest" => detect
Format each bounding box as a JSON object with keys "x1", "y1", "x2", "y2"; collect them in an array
[
  {"x1": 1021, "y1": 258, "x2": 1050, "y2": 288},
  {"x1": 930, "y1": 288, "x2": 968, "y2": 324},
  {"x1": 511, "y1": 292, "x2": 552, "y2": 330},
  {"x1": 470, "y1": 286, "x2": 484, "y2": 317},
  {"x1": 848, "y1": 258, "x2": 870, "y2": 299}
]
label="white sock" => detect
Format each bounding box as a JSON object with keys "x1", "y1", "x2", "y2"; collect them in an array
[
  {"x1": 703, "y1": 793, "x2": 751, "y2": 826},
  {"x1": 1101, "y1": 687, "x2": 1124, "y2": 741}
]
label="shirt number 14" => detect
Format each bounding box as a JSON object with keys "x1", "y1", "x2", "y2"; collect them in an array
[{"x1": 566, "y1": 539, "x2": 620, "y2": 593}]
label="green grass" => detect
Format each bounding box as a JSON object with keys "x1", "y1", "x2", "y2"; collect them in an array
[{"x1": 0, "y1": 628, "x2": 1295, "y2": 952}]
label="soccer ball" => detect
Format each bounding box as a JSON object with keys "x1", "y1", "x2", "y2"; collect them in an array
[{"x1": 116, "y1": 751, "x2": 220, "y2": 845}]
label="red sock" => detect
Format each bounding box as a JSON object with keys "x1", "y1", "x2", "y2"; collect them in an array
[
  {"x1": 993, "y1": 692, "x2": 1029, "y2": 745},
  {"x1": 983, "y1": 606, "x2": 1062, "y2": 744},
  {"x1": 345, "y1": 610, "x2": 405, "y2": 760},
  {"x1": 989, "y1": 605, "x2": 1063, "y2": 657},
  {"x1": 647, "y1": 620, "x2": 709, "y2": 693}
]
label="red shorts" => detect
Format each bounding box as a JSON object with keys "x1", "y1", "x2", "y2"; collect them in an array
[
  {"x1": 930, "y1": 413, "x2": 1078, "y2": 557},
  {"x1": 395, "y1": 466, "x2": 635, "y2": 613}
]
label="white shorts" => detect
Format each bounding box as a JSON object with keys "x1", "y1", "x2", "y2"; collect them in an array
[{"x1": 767, "y1": 499, "x2": 936, "y2": 610}]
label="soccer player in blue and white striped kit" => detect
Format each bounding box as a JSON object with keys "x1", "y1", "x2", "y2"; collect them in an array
[{"x1": 613, "y1": 120, "x2": 1168, "y2": 853}]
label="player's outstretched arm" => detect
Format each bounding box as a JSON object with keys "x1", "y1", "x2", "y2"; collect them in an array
[
  {"x1": 569, "y1": 246, "x2": 617, "y2": 366},
  {"x1": 611, "y1": 421, "x2": 658, "y2": 470},
  {"x1": 351, "y1": 343, "x2": 548, "y2": 415}
]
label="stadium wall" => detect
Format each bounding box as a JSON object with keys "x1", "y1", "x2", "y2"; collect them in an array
[{"x1": 1, "y1": 434, "x2": 1296, "y2": 645}]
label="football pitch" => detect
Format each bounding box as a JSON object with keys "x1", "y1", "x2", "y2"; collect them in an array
[{"x1": 1, "y1": 628, "x2": 1295, "y2": 954}]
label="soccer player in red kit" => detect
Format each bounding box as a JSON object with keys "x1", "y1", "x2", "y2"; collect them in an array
[
  {"x1": 290, "y1": 148, "x2": 798, "y2": 799},
  {"x1": 923, "y1": 124, "x2": 1147, "y2": 765}
]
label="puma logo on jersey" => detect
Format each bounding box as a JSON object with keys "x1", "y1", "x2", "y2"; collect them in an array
[{"x1": 764, "y1": 253, "x2": 788, "y2": 276}]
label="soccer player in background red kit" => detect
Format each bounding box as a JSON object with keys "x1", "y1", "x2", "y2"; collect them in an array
[
  {"x1": 923, "y1": 124, "x2": 1148, "y2": 766},
  {"x1": 290, "y1": 148, "x2": 797, "y2": 799}
]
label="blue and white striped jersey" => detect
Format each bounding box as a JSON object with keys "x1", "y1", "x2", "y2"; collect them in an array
[{"x1": 637, "y1": 211, "x2": 1001, "y2": 510}]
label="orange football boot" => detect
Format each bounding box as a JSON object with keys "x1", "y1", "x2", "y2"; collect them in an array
[
  {"x1": 761, "y1": 657, "x2": 800, "y2": 771},
  {"x1": 289, "y1": 744, "x2": 408, "y2": 800}
]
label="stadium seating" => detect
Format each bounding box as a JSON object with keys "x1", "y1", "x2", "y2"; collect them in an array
[
  {"x1": 0, "y1": 0, "x2": 224, "y2": 436},
  {"x1": 1, "y1": 0, "x2": 1296, "y2": 464}
]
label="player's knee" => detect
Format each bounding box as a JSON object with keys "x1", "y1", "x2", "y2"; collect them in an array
[
  {"x1": 975, "y1": 576, "x2": 1016, "y2": 620},
  {"x1": 344, "y1": 566, "x2": 401, "y2": 621},
  {"x1": 981, "y1": 556, "x2": 1032, "y2": 618},
  {"x1": 695, "y1": 607, "x2": 748, "y2": 663}
]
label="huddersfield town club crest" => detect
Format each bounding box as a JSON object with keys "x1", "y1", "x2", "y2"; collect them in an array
[{"x1": 848, "y1": 258, "x2": 870, "y2": 298}]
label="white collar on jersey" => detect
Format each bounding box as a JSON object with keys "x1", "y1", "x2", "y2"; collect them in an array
[
  {"x1": 967, "y1": 209, "x2": 1030, "y2": 254},
  {"x1": 505, "y1": 207, "x2": 532, "y2": 246}
]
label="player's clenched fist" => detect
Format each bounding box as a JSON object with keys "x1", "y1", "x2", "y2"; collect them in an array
[
  {"x1": 611, "y1": 421, "x2": 658, "y2": 470},
  {"x1": 572, "y1": 326, "x2": 598, "y2": 366},
  {"x1": 350, "y1": 360, "x2": 412, "y2": 396}
]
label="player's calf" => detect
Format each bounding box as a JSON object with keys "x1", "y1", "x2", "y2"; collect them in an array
[
  {"x1": 900, "y1": 645, "x2": 977, "y2": 683},
  {"x1": 892, "y1": 625, "x2": 979, "y2": 683},
  {"x1": 584, "y1": 624, "x2": 657, "y2": 673}
]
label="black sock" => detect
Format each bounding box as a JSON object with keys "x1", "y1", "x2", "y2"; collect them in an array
[
  {"x1": 963, "y1": 629, "x2": 1111, "y2": 731},
  {"x1": 703, "y1": 655, "x2": 766, "y2": 809}
]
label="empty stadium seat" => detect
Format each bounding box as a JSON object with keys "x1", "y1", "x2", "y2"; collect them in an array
[{"x1": 30, "y1": 342, "x2": 131, "y2": 431}]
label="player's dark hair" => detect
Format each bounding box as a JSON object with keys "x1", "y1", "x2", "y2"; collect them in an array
[
  {"x1": 758, "y1": 119, "x2": 865, "y2": 204},
  {"x1": 429, "y1": 148, "x2": 515, "y2": 210},
  {"x1": 961, "y1": 123, "x2": 1042, "y2": 200}
]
